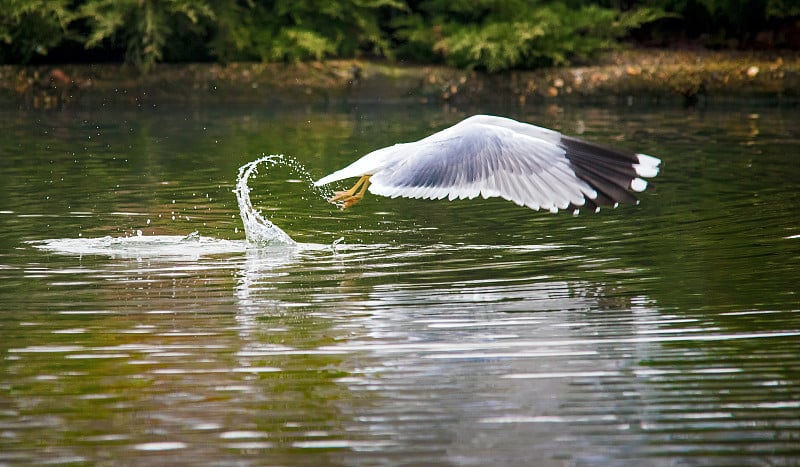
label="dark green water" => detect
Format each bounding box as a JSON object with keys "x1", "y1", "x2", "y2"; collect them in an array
[{"x1": 1, "y1": 101, "x2": 799, "y2": 465}]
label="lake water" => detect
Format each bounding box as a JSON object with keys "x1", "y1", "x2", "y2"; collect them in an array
[{"x1": 1, "y1": 100, "x2": 799, "y2": 466}]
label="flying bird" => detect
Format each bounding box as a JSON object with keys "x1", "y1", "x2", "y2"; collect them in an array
[{"x1": 314, "y1": 115, "x2": 661, "y2": 213}]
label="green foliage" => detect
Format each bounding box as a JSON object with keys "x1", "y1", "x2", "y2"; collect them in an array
[
  {"x1": 0, "y1": 0, "x2": 796, "y2": 72},
  {"x1": 395, "y1": 1, "x2": 669, "y2": 70},
  {"x1": 766, "y1": 0, "x2": 800, "y2": 18},
  {"x1": 76, "y1": 0, "x2": 214, "y2": 72},
  {"x1": 0, "y1": 0, "x2": 75, "y2": 63},
  {"x1": 640, "y1": 0, "x2": 800, "y2": 47},
  {"x1": 210, "y1": 0, "x2": 403, "y2": 63}
]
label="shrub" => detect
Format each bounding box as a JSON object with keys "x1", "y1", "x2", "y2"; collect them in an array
[
  {"x1": 76, "y1": 0, "x2": 214, "y2": 72},
  {"x1": 209, "y1": 0, "x2": 403, "y2": 63},
  {"x1": 0, "y1": 0, "x2": 75, "y2": 63},
  {"x1": 393, "y1": 0, "x2": 669, "y2": 70}
]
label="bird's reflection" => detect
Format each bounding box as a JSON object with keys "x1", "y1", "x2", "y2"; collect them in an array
[{"x1": 234, "y1": 246, "x2": 300, "y2": 338}]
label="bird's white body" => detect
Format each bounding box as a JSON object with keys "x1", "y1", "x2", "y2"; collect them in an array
[{"x1": 315, "y1": 115, "x2": 661, "y2": 213}]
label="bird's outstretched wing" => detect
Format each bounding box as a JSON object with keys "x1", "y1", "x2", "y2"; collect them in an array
[
  {"x1": 369, "y1": 116, "x2": 660, "y2": 213},
  {"x1": 314, "y1": 115, "x2": 661, "y2": 213}
]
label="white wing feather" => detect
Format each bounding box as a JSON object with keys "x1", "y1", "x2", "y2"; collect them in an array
[{"x1": 367, "y1": 119, "x2": 592, "y2": 212}]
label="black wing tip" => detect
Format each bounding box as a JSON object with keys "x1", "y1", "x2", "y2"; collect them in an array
[{"x1": 560, "y1": 136, "x2": 660, "y2": 210}]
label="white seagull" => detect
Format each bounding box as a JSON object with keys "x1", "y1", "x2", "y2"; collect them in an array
[{"x1": 314, "y1": 114, "x2": 661, "y2": 213}]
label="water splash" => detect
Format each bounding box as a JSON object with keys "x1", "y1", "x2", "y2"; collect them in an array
[
  {"x1": 233, "y1": 154, "x2": 299, "y2": 246},
  {"x1": 29, "y1": 154, "x2": 329, "y2": 258}
]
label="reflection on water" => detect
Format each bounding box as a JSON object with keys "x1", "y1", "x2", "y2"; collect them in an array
[{"x1": 1, "y1": 103, "x2": 799, "y2": 465}]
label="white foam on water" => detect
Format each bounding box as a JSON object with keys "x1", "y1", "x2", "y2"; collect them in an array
[{"x1": 29, "y1": 233, "x2": 246, "y2": 260}]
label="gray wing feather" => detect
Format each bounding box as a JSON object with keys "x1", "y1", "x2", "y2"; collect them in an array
[{"x1": 369, "y1": 121, "x2": 594, "y2": 212}]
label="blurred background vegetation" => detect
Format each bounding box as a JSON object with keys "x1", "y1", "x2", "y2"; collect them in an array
[{"x1": 1, "y1": 0, "x2": 798, "y2": 73}]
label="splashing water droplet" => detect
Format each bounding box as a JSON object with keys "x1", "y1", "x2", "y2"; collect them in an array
[
  {"x1": 233, "y1": 154, "x2": 334, "y2": 246},
  {"x1": 233, "y1": 155, "x2": 297, "y2": 245}
]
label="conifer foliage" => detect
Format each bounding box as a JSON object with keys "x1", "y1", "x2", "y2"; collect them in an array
[{"x1": 0, "y1": 0, "x2": 796, "y2": 72}]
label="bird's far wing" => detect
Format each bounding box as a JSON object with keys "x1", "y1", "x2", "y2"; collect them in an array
[{"x1": 368, "y1": 121, "x2": 596, "y2": 212}]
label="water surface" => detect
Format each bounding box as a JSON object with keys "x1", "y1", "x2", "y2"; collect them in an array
[{"x1": 1, "y1": 102, "x2": 799, "y2": 465}]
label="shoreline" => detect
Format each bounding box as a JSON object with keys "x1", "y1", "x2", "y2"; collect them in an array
[{"x1": 2, "y1": 50, "x2": 799, "y2": 110}]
